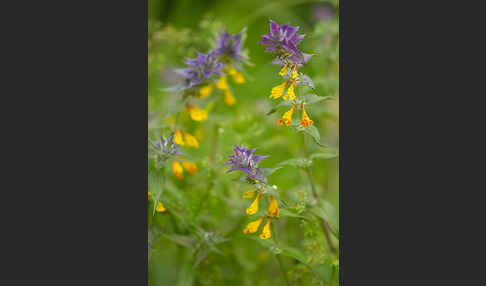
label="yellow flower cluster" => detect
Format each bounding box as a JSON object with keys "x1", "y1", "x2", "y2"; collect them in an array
[
  {"x1": 172, "y1": 160, "x2": 197, "y2": 179},
  {"x1": 197, "y1": 65, "x2": 245, "y2": 106},
  {"x1": 269, "y1": 63, "x2": 313, "y2": 127},
  {"x1": 174, "y1": 129, "x2": 199, "y2": 148},
  {"x1": 242, "y1": 190, "x2": 280, "y2": 240},
  {"x1": 186, "y1": 104, "x2": 208, "y2": 121}
]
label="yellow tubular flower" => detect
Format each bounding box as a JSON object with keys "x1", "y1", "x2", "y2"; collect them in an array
[
  {"x1": 232, "y1": 72, "x2": 245, "y2": 84},
  {"x1": 148, "y1": 191, "x2": 152, "y2": 200},
  {"x1": 156, "y1": 201, "x2": 167, "y2": 213},
  {"x1": 227, "y1": 66, "x2": 238, "y2": 75},
  {"x1": 278, "y1": 104, "x2": 297, "y2": 127},
  {"x1": 270, "y1": 80, "x2": 288, "y2": 99},
  {"x1": 183, "y1": 132, "x2": 199, "y2": 148},
  {"x1": 199, "y1": 84, "x2": 213, "y2": 98},
  {"x1": 259, "y1": 218, "x2": 272, "y2": 239},
  {"x1": 246, "y1": 192, "x2": 261, "y2": 215},
  {"x1": 283, "y1": 80, "x2": 296, "y2": 101},
  {"x1": 243, "y1": 217, "x2": 264, "y2": 234},
  {"x1": 216, "y1": 76, "x2": 229, "y2": 90},
  {"x1": 174, "y1": 129, "x2": 184, "y2": 146},
  {"x1": 268, "y1": 196, "x2": 279, "y2": 218},
  {"x1": 224, "y1": 90, "x2": 236, "y2": 106},
  {"x1": 278, "y1": 64, "x2": 289, "y2": 77},
  {"x1": 182, "y1": 161, "x2": 197, "y2": 174},
  {"x1": 242, "y1": 190, "x2": 257, "y2": 199},
  {"x1": 300, "y1": 103, "x2": 314, "y2": 127},
  {"x1": 186, "y1": 105, "x2": 208, "y2": 121},
  {"x1": 172, "y1": 161, "x2": 184, "y2": 179},
  {"x1": 291, "y1": 64, "x2": 298, "y2": 80}
]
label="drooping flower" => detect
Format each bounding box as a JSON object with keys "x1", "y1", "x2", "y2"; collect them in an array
[
  {"x1": 278, "y1": 104, "x2": 297, "y2": 126},
  {"x1": 225, "y1": 144, "x2": 268, "y2": 182},
  {"x1": 182, "y1": 161, "x2": 197, "y2": 174},
  {"x1": 258, "y1": 20, "x2": 312, "y2": 64},
  {"x1": 199, "y1": 84, "x2": 213, "y2": 98},
  {"x1": 268, "y1": 196, "x2": 279, "y2": 218},
  {"x1": 300, "y1": 103, "x2": 313, "y2": 127},
  {"x1": 259, "y1": 218, "x2": 272, "y2": 239},
  {"x1": 270, "y1": 80, "x2": 288, "y2": 99},
  {"x1": 172, "y1": 161, "x2": 184, "y2": 179},
  {"x1": 246, "y1": 191, "x2": 261, "y2": 215},
  {"x1": 174, "y1": 130, "x2": 185, "y2": 146},
  {"x1": 216, "y1": 76, "x2": 229, "y2": 90},
  {"x1": 283, "y1": 80, "x2": 296, "y2": 101},
  {"x1": 243, "y1": 217, "x2": 264, "y2": 234},
  {"x1": 176, "y1": 51, "x2": 224, "y2": 89},
  {"x1": 183, "y1": 132, "x2": 199, "y2": 148},
  {"x1": 224, "y1": 90, "x2": 236, "y2": 106},
  {"x1": 156, "y1": 201, "x2": 168, "y2": 213},
  {"x1": 186, "y1": 104, "x2": 208, "y2": 121}
]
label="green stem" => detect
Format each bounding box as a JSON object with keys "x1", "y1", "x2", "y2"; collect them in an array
[
  {"x1": 272, "y1": 223, "x2": 290, "y2": 286},
  {"x1": 302, "y1": 133, "x2": 337, "y2": 256}
]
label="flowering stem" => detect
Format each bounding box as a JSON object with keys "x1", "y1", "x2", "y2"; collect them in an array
[
  {"x1": 271, "y1": 224, "x2": 290, "y2": 286},
  {"x1": 302, "y1": 133, "x2": 337, "y2": 256}
]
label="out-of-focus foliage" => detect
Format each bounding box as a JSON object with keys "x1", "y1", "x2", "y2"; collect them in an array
[{"x1": 148, "y1": 1, "x2": 339, "y2": 285}]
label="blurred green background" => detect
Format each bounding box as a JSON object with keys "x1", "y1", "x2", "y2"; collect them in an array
[{"x1": 148, "y1": 0, "x2": 339, "y2": 285}]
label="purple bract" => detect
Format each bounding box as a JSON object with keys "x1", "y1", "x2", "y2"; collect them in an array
[
  {"x1": 213, "y1": 30, "x2": 246, "y2": 63},
  {"x1": 225, "y1": 144, "x2": 268, "y2": 181},
  {"x1": 258, "y1": 20, "x2": 312, "y2": 64},
  {"x1": 175, "y1": 51, "x2": 224, "y2": 89}
]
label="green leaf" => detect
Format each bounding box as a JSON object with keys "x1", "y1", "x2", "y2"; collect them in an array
[
  {"x1": 277, "y1": 158, "x2": 313, "y2": 169},
  {"x1": 304, "y1": 94, "x2": 334, "y2": 105},
  {"x1": 162, "y1": 234, "x2": 196, "y2": 249},
  {"x1": 279, "y1": 208, "x2": 309, "y2": 221},
  {"x1": 296, "y1": 125, "x2": 325, "y2": 147},
  {"x1": 310, "y1": 200, "x2": 339, "y2": 238},
  {"x1": 310, "y1": 262, "x2": 334, "y2": 283},
  {"x1": 310, "y1": 148, "x2": 339, "y2": 160}
]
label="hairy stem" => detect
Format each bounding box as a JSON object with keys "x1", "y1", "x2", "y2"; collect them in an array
[
  {"x1": 271, "y1": 224, "x2": 290, "y2": 286},
  {"x1": 302, "y1": 133, "x2": 337, "y2": 256}
]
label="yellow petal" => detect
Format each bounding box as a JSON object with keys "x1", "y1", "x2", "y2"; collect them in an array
[
  {"x1": 243, "y1": 217, "x2": 264, "y2": 234},
  {"x1": 283, "y1": 80, "x2": 296, "y2": 101},
  {"x1": 156, "y1": 201, "x2": 167, "y2": 213},
  {"x1": 172, "y1": 161, "x2": 184, "y2": 179},
  {"x1": 291, "y1": 64, "x2": 298, "y2": 80},
  {"x1": 278, "y1": 104, "x2": 296, "y2": 127},
  {"x1": 182, "y1": 161, "x2": 197, "y2": 174},
  {"x1": 187, "y1": 105, "x2": 208, "y2": 121},
  {"x1": 278, "y1": 64, "x2": 289, "y2": 77},
  {"x1": 268, "y1": 196, "x2": 279, "y2": 218},
  {"x1": 224, "y1": 90, "x2": 236, "y2": 106},
  {"x1": 259, "y1": 218, "x2": 272, "y2": 240},
  {"x1": 232, "y1": 72, "x2": 245, "y2": 84},
  {"x1": 242, "y1": 190, "x2": 257, "y2": 199},
  {"x1": 174, "y1": 130, "x2": 184, "y2": 146},
  {"x1": 148, "y1": 191, "x2": 152, "y2": 200},
  {"x1": 183, "y1": 132, "x2": 199, "y2": 148},
  {"x1": 270, "y1": 80, "x2": 288, "y2": 99},
  {"x1": 227, "y1": 65, "x2": 238, "y2": 75},
  {"x1": 199, "y1": 84, "x2": 213, "y2": 98},
  {"x1": 300, "y1": 103, "x2": 313, "y2": 127},
  {"x1": 216, "y1": 76, "x2": 229, "y2": 90},
  {"x1": 246, "y1": 192, "x2": 261, "y2": 215}
]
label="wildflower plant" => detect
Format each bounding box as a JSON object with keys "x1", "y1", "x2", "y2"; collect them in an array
[{"x1": 260, "y1": 19, "x2": 339, "y2": 256}]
